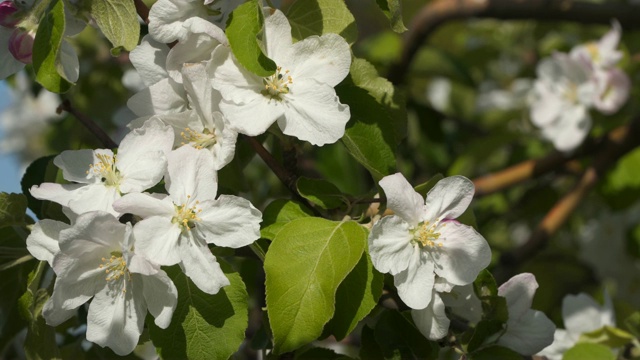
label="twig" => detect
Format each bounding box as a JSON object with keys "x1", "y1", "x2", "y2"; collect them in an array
[
  {"x1": 134, "y1": 0, "x2": 150, "y2": 24},
  {"x1": 472, "y1": 125, "x2": 629, "y2": 196},
  {"x1": 57, "y1": 100, "x2": 118, "y2": 149},
  {"x1": 495, "y1": 117, "x2": 640, "y2": 281},
  {"x1": 388, "y1": 0, "x2": 640, "y2": 84}
]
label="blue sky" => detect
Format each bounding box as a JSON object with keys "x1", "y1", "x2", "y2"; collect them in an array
[{"x1": 0, "y1": 80, "x2": 25, "y2": 194}]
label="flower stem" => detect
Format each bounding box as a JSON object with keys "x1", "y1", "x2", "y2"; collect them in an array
[{"x1": 58, "y1": 100, "x2": 118, "y2": 149}]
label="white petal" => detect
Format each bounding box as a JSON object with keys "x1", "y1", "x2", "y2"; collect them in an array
[
  {"x1": 530, "y1": 83, "x2": 564, "y2": 127},
  {"x1": 394, "y1": 246, "x2": 435, "y2": 309},
  {"x1": 67, "y1": 183, "x2": 121, "y2": 217},
  {"x1": 30, "y1": 182, "x2": 86, "y2": 208},
  {"x1": 562, "y1": 293, "x2": 610, "y2": 335},
  {"x1": 113, "y1": 192, "x2": 174, "y2": 218},
  {"x1": 196, "y1": 195, "x2": 262, "y2": 248},
  {"x1": 379, "y1": 173, "x2": 425, "y2": 226},
  {"x1": 442, "y1": 284, "x2": 482, "y2": 324},
  {"x1": 58, "y1": 211, "x2": 126, "y2": 250},
  {"x1": 148, "y1": 0, "x2": 208, "y2": 43},
  {"x1": 26, "y1": 219, "x2": 68, "y2": 266},
  {"x1": 140, "y1": 267, "x2": 178, "y2": 328},
  {"x1": 132, "y1": 217, "x2": 182, "y2": 266},
  {"x1": 424, "y1": 176, "x2": 475, "y2": 222},
  {"x1": 433, "y1": 222, "x2": 491, "y2": 286},
  {"x1": 178, "y1": 231, "x2": 230, "y2": 294},
  {"x1": 208, "y1": 45, "x2": 265, "y2": 104},
  {"x1": 279, "y1": 79, "x2": 350, "y2": 146},
  {"x1": 542, "y1": 105, "x2": 591, "y2": 153},
  {"x1": 54, "y1": 149, "x2": 96, "y2": 183},
  {"x1": 220, "y1": 95, "x2": 284, "y2": 136},
  {"x1": 210, "y1": 115, "x2": 238, "y2": 170},
  {"x1": 498, "y1": 273, "x2": 538, "y2": 320},
  {"x1": 166, "y1": 146, "x2": 218, "y2": 204},
  {"x1": 262, "y1": 8, "x2": 293, "y2": 60},
  {"x1": 288, "y1": 33, "x2": 351, "y2": 87},
  {"x1": 593, "y1": 68, "x2": 630, "y2": 115},
  {"x1": 411, "y1": 292, "x2": 450, "y2": 340},
  {"x1": 57, "y1": 40, "x2": 79, "y2": 83},
  {"x1": 368, "y1": 215, "x2": 414, "y2": 275},
  {"x1": 130, "y1": 35, "x2": 170, "y2": 87},
  {"x1": 86, "y1": 280, "x2": 146, "y2": 356},
  {"x1": 537, "y1": 329, "x2": 575, "y2": 360},
  {"x1": 128, "y1": 77, "x2": 188, "y2": 116},
  {"x1": 498, "y1": 309, "x2": 556, "y2": 356}
]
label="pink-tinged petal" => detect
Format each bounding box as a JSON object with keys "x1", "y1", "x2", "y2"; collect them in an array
[
  {"x1": 86, "y1": 280, "x2": 146, "y2": 356},
  {"x1": 593, "y1": 68, "x2": 630, "y2": 115},
  {"x1": 220, "y1": 95, "x2": 284, "y2": 136},
  {"x1": 0, "y1": 1, "x2": 20, "y2": 28},
  {"x1": 54, "y1": 149, "x2": 96, "y2": 183},
  {"x1": 368, "y1": 215, "x2": 414, "y2": 275},
  {"x1": 262, "y1": 8, "x2": 293, "y2": 61},
  {"x1": 411, "y1": 292, "x2": 450, "y2": 340},
  {"x1": 434, "y1": 222, "x2": 491, "y2": 286},
  {"x1": 8, "y1": 28, "x2": 33, "y2": 64},
  {"x1": 0, "y1": 27, "x2": 25, "y2": 79},
  {"x1": 30, "y1": 182, "x2": 86, "y2": 208},
  {"x1": 498, "y1": 273, "x2": 538, "y2": 320},
  {"x1": 26, "y1": 219, "x2": 68, "y2": 266},
  {"x1": 133, "y1": 217, "x2": 182, "y2": 266},
  {"x1": 288, "y1": 33, "x2": 351, "y2": 87},
  {"x1": 394, "y1": 246, "x2": 435, "y2": 309},
  {"x1": 196, "y1": 195, "x2": 261, "y2": 248},
  {"x1": 114, "y1": 193, "x2": 174, "y2": 218},
  {"x1": 128, "y1": 77, "x2": 188, "y2": 117},
  {"x1": 279, "y1": 79, "x2": 350, "y2": 146},
  {"x1": 209, "y1": 45, "x2": 265, "y2": 105},
  {"x1": 379, "y1": 173, "x2": 425, "y2": 226},
  {"x1": 130, "y1": 35, "x2": 170, "y2": 87},
  {"x1": 177, "y1": 231, "x2": 230, "y2": 294},
  {"x1": 562, "y1": 293, "x2": 611, "y2": 335},
  {"x1": 166, "y1": 145, "x2": 218, "y2": 204},
  {"x1": 140, "y1": 267, "x2": 178, "y2": 328},
  {"x1": 596, "y1": 20, "x2": 623, "y2": 68},
  {"x1": 542, "y1": 105, "x2": 591, "y2": 153},
  {"x1": 424, "y1": 176, "x2": 475, "y2": 222},
  {"x1": 498, "y1": 309, "x2": 556, "y2": 356}
]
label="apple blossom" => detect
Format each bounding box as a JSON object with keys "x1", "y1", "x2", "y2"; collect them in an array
[
  {"x1": 113, "y1": 145, "x2": 262, "y2": 294},
  {"x1": 411, "y1": 292, "x2": 450, "y2": 340},
  {"x1": 41, "y1": 211, "x2": 178, "y2": 356},
  {"x1": 368, "y1": 173, "x2": 491, "y2": 309},
  {"x1": 570, "y1": 21, "x2": 622, "y2": 71},
  {"x1": 208, "y1": 8, "x2": 352, "y2": 146},
  {"x1": 538, "y1": 292, "x2": 615, "y2": 359},
  {"x1": 30, "y1": 119, "x2": 174, "y2": 217}
]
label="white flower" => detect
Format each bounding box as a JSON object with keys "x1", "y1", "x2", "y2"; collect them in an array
[
  {"x1": 30, "y1": 119, "x2": 174, "y2": 216},
  {"x1": 148, "y1": 0, "x2": 241, "y2": 43},
  {"x1": 495, "y1": 273, "x2": 555, "y2": 356},
  {"x1": 40, "y1": 211, "x2": 178, "y2": 356},
  {"x1": 570, "y1": 21, "x2": 623, "y2": 71},
  {"x1": 411, "y1": 292, "x2": 450, "y2": 340},
  {"x1": 530, "y1": 53, "x2": 597, "y2": 152},
  {"x1": 538, "y1": 292, "x2": 615, "y2": 359},
  {"x1": 368, "y1": 173, "x2": 491, "y2": 309},
  {"x1": 209, "y1": 8, "x2": 352, "y2": 146},
  {"x1": 113, "y1": 145, "x2": 262, "y2": 294},
  {"x1": 591, "y1": 68, "x2": 630, "y2": 115}
]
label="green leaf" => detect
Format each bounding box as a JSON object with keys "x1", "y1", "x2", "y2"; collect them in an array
[
  {"x1": 0, "y1": 193, "x2": 28, "y2": 227},
  {"x1": 260, "y1": 199, "x2": 313, "y2": 240},
  {"x1": 579, "y1": 325, "x2": 634, "y2": 348},
  {"x1": 374, "y1": 0, "x2": 407, "y2": 33},
  {"x1": 226, "y1": 0, "x2": 277, "y2": 77},
  {"x1": 32, "y1": 0, "x2": 72, "y2": 93},
  {"x1": 149, "y1": 261, "x2": 249, "y2": 360},
  {"x1": 625, "y1": 311, "x2": 640, "y2": 338},
  {"x1": 21, "y1": 156, "x2": 66, "y2": 222},
  {"x1": 296, "y1": 177, "x2": 345, "y2": 209},
  {"x1": 462, "y1": 319, "x2": 505, "y2": 353},
  {"x1": 295, "y1": 347, "x2": 353, "y2": 359},
  {"x1": 325, "y1": 250, "x2": 383, "y2": 340},
  {"x1": 472, "y1": 270, "x2": 508, "y2": 325},
  {"x1": 338, "y1": 83, "x2": 397, "y2": 182},
  {"x1": 563, "y1": 343, "x2": 615, "y2": 360},
  {"x1": 474, "y1": 269, "x2": 499, "y2": 298},
  {"x1": 414, "y1": 174, "x2": 444, "y2": 196},
  {"x1": 469, "y1": 345, "x2": 522, "y2": 360},
  {"x1": 348, "y1": 58, "x2": 407, "y2": 144},
  {"x1": 600, "y1": 147, "x2": 640, "y2": 210},
  {"x1": 286, "y1": 0, "x2": 357, "y2": 44},
  {"x1": 89, "y1": 0, "x2": 140, "y2": 54},
  {"x1": 265, "y1": 217, "x2": 367, "y2": 354},
  {"x1": 360, "y1": 325, "x2": 384, "y2": 360},
  {"x1": 374, "y1": 310, "x2": 438, "y2": 359}
]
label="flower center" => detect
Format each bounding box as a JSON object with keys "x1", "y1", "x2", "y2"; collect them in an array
[
  {"x1": 181, "y1": 127, "x2": 217, "y2": 150},
  {"x1": 586, "y1": 42, "x2": 601, "y2": 63},
  {"x1": 414, "y1": 221, "x2": 444, "y2": 248},
  {"x1": 87, "y1": 153, "x2": 121, "y2": 188},
  {"x1": 99, "y1": 251, "x2": 130, "y2": 283},
  {"x1": 561, "y1": 81, "x2": 579, "y2": 103},
  {"x1": 261, "y1": 66, "x2": 292, "y2": 100},
  {"x1": 172, "y1": 195, "x2": 202, "y2": 232}
]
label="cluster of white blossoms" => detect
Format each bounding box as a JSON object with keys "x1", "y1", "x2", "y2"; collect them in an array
[
  {"x1": 530, "y1": 21, "x2": 630, "y2": 152},
  {"x1": 23, "y1": 0, "x2": 355, "y2": 354}
]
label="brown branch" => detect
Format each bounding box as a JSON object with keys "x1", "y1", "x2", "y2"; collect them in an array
[
  {"x1": 388, "y1": 0, "x2": 640, "y2": 85},
  {"x1": 495, "y1": 116, "x2": 640, "y2": 281},
  {"x1": 472, "y1": 125, "x2": 629, "y2": 196},
  {"x1": 57, "y1": 100, "x2": 118, "y2": 149},
  {"x1": 134, "y1": 0, "x2": 150, "y2": 24}
]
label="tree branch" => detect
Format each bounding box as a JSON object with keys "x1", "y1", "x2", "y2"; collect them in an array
[
  {"x1": 57, "y1": 100, "x2": 118, "y2": 149},
  {"x1": 388, "y1": 0, "x2": 640, "y2": 84},
  {"x1": 472, "y1": 125, "x2": 629, "y2": 196},
  {"x1": 134, "y1": 0, "x2": 150, "y2": 24}
]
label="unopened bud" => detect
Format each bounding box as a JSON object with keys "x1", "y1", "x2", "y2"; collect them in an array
[
  {"x1": 0, "y1": 1, "x2": 20, "y2": 28},
  {"x1": 8, "y1": 28, "x2": 34, "y2": 64}
]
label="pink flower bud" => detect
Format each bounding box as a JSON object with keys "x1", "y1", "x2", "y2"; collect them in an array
[
  {"x1": 8, "y1": 28, "x2": 33, "y2": 64},
  {"x1": 0, "y1": 1, "x2": 20, "y2": 28}
]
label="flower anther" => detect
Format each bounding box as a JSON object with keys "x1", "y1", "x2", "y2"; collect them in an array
[{"x1": 262, "y1": 66, "x2": 292, "y2": 100}]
